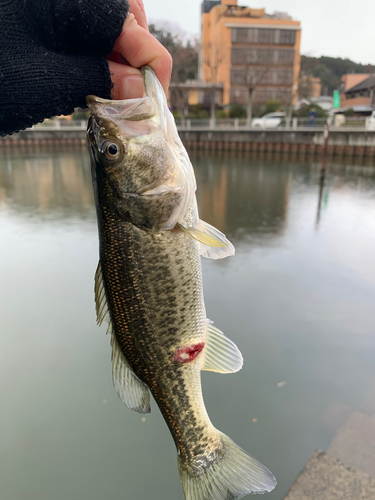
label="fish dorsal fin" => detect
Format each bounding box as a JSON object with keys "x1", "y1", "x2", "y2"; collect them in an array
[
  {"x1": 202, "y1": 320, "x2": 243, "y2": 373},
  {"x1": 111, "y1": 335, "x2": 151, "y2": 414},
  {"x1": 177, "y1": 221, "x2": 235, "y2": 260},
  {"x1": 94, "y1": 261, "x2": 112, "y2": 333},
  {"x1": 95, "y1": 262, "x2": 151, "y2": 413}
]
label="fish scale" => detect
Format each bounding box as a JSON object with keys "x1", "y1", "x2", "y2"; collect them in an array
[
  {"x1": 99, "y1": 199, "x2": 215, "y2": 463},
  {"x1": 86, "y1": 66, "x2": 276, "y2": 500}
]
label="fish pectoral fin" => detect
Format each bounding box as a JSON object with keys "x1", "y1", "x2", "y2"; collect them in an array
[
  {"x1": 177, "y1": 221, "x2": 235, "y2": 260},
  {"x1": 202, "y1": 320, "x2": 243, "y2": 374},
  {"x1": 94, "y1": 261, "x2": 112, "y2": 334},
  {"x1": 111, "y1": 335, "x2": 151, "y2": 414}
]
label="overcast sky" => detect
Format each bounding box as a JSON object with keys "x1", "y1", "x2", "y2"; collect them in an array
[{"x1": 144, "y1": 0, "x2": 375, "y2": 65}]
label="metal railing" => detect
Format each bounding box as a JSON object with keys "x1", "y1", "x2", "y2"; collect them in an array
[
  {"x1": 31, "y1": 116, "x2": 372, "y2": 132},
  {"x1": 175, "y1": 116, "x2": 371, "y2": 130},
  {"x1": 33, "y1": 118, "x2": 87, "y2": 130}
]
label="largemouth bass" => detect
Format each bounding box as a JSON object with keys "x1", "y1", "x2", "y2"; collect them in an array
[{"x1": 86, "y1": 67, "x2": 276, "y2": 500}]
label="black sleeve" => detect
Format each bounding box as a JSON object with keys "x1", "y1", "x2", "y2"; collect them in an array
[{"x1": 0, "y1": 0, "x2": 129, "y2": 136}]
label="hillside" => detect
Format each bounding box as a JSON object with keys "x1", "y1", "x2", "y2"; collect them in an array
[{"x1": 301, "y1": 55, "x2": 375, "y2": 95}]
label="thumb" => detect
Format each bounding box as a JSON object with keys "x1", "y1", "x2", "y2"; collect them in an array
[{"x1": 107, "y1": 62, "x2": 144, "y2": 100}]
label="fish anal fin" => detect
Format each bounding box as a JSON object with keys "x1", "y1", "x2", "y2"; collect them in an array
[
  {"x1": 202, "y1": 320, "x2": 243, "y2": 374},
  {"x1": 94, "y1": 261, "x2": 111, "y2": 332},
  {"x1": 95, "y1": 262, "x2": 150, "y2": 413},
  {"x1": 111, "y1": 335, "x2": 151, "y2": 414}
]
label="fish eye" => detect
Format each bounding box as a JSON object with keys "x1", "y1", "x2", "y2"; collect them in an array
[{"x1": 103, "y1": 141, "x2": 120, "y2": 160}]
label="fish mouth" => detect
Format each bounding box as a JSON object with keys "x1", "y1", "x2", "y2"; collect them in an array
[
  {"x1": 86, "y1": 95, "x2": 156, "y2": 122},
  {"x1": 138, "y1": 184, "x2": 184, "y2": 197}
]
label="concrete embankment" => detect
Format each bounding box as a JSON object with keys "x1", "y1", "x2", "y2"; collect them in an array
[
  {"x1": 284, "y1": 394, "x2": 375, "y2": 499},
  {"x1": 179, "y1": 128, "x2": 375, "y2": 158},
  {"x1": 1, "y1": 127, "x2": 375, "y2": 159}
]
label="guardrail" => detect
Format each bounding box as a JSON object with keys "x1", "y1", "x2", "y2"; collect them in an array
[
  {"x1": 175, "y1": 116, "x2": 372, "y2": 131},
  {"x1": 33, "y1": 119, "x2": 87, "y2": 131},
  {"x1": 32, "y1": 116, "x2": 373, "y2": 132}
]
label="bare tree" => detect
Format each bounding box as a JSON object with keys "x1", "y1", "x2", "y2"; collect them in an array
[
  {"x1": 282, "y1": 71, "x2": 313, "y2": 126},
  {"x1": 203, "y1": 42, "x2": 223, "y2": 84},
  {"x1": 203, "y1": 42, "x2": 224, "y2": 125},
  {"x1": 243, "y1": 65, "x2": 270, "y2": 127},
  {"x1": 149, "y1": 23, "x2": 198, "y2": 126},
  {"x1": 169, "y1": 87, "x2": 188, "y2": 127}
]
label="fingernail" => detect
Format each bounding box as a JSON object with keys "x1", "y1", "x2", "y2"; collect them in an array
[{"x1": 122, "y1": 75, "x2": 144, "y2": 99}]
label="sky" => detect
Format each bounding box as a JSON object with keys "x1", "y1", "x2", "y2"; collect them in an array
[{"x1": 144, "y1": 0, "x2": 375, "y2": 65}]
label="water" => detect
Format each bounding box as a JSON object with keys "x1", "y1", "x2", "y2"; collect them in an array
[{"x1": 1, "y1": 148, "x2": 375, "y2": 500}]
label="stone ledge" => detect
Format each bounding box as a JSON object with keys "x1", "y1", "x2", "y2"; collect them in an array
[{"x1": 283, "y1": 450, "x2": 375, "y2": 500}]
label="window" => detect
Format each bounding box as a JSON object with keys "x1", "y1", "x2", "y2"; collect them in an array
[
  {"x1": 258, "y1": 29, "x2": 275, "y2": 44},
  {"x1": 231, "y1": 69, "x2": 246, "y2": 85},
  {"x1": 231, "y1": 48, "x2": 258, "y2": 65},
  {"x1": 279, "y1": 30, "x2": 296, "y2": 45},
  {"x1": 230, "y1": 88, "x2": 247, "y2": 104},
  {"x1": 277, "y1": 49, "x2": 295, "y2": 65},
  {"x1": 275, "y1": 69, "x2": 293, "y2": 84},
  {"x1": 232, "y1": 27, "x2": 296, "y2": 45},
  {"x1": 232, "y1": 28, "x2": 249, "y2": 43},
  {"x1": 258, "y1": 49, "x2": 276, "y2": 64}
]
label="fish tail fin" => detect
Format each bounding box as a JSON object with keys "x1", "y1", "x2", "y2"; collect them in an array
[{"x1": 177, "y1": 430, "x2": 276, "y2": 500}]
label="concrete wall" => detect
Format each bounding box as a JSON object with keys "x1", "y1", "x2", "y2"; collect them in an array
[{"x1": 1, "y1": 128, "x2": 375, "y2": 158}]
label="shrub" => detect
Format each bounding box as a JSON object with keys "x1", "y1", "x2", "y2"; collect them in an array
[
  {"x1": 343, "y1": 108, "x2": 355, "y2": 117},
  {"x1": 264, "y1": 99, "x2": 283, "y2": 114},
  {"x1": 293, "y1": 104, "x2": 327, "y2": 118},
  {"x1": 229, "y1": 104, "x2": 246, "y2": 118}
]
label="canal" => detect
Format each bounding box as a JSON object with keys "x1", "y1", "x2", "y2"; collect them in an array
[{"x1": 1, "y1": 148, "x2": 375, "y2": 500}]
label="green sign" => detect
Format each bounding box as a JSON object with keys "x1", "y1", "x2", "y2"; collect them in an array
[{"x1": 333, "y1": 90, "x2": 340, "y2": 109}]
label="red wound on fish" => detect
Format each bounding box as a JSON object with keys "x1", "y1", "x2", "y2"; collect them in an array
[{"x1": 174, "y1": 343, "x2": 205, "y2": 363}]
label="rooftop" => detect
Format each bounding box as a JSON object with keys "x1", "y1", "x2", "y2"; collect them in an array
[
  {"x1": 345, "y1": 75, "x2": 375, "y2": 94},
  {"x1": 201, "y1": 0, "x2": 292, "y2": 19}
]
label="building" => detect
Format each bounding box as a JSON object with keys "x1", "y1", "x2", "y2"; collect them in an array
[
  {"x1": 341, "y1": 74, "x2": 375, "y2": 110},
  {"x1": 200, "y1": 0, "x2": 301, "y2": 107},
  {"x1": 299, "y1": 75, "x2": 321, "y2": 99}
]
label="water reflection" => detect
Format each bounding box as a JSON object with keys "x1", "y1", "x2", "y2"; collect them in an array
[
  {"x1": 194, "y1": 153, "x2": 291, "y2": 242},
  {"x1": 2, "y1": 148, "x2": 375, "y2": 237},
  {"x1": 0, "y1": 150, "x2": 93, "y2": 221},
  {"x1": 1, "y1": 148, "x2": 375, "y2": 500}
]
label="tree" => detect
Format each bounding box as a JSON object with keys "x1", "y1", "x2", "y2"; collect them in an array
[
  {"x1": 301, "y1": 55, "x2": 375, "y2": 95},
  {"x1": 229, "y1": 105, "x2": 246, "y2": 118},
  {"x1": 149, "y1": 24, "x2": 198, "y2": 83},
  {"x1": 264, "y1": 99, "x2": 283, "y2": 114},
  {"x1": 294, "y1": 104, "x2": 327, "y2": 118},
  {"x1": 203, "y1": 41, "x2": 224, "y2": 126},
  {"x1": 243, "y1": 65, "x2": 270, "y2": 126},
  {"x1": 149, "y1": 23, "x2": 198, "y2": 125}
]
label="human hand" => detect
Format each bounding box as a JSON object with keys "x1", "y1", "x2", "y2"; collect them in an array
[{"x1": 107, "y1": 0, "x2": 172, "y2": 100}]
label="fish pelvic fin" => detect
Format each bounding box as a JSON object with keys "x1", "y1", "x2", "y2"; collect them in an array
[
  {"x1": 202, "y1": 320, "x2": 243, "y2": 374},
  {"x1": 95, "y1": 262, "x2": 150, "y2": 413},
  {"x1": 177, "y1": 220, "x2": 235, "y2": 260},
  {"x1": 178, "y1": 431, "x2": 276, "y2": 500}
]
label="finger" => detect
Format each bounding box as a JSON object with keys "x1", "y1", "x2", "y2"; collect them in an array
[
  {"x1": 113, "y1": 14, "x2": 172, "y2": 96},
  {"x1": 107, "y1": 61, "x2": 144, "y2": 100},
  {"x1": 127, "y1": 0, "x2": 148, "y2": 31}
]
